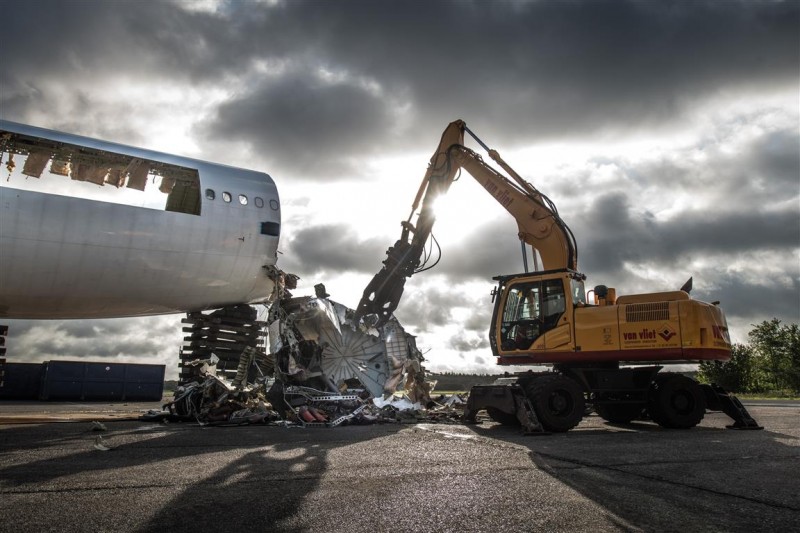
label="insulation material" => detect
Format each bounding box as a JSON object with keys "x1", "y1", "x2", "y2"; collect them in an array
[
  {"x1": 105, "y1": 168, "x2": 125, "y2": 187},
  {"x1": 159, "y1": 177, "x2": 176, "y2": 194},
  {"x1": 50, "y1": 159, "x2": 71, "y2": 176},
  {"x1": 125, "y1": 158, "x2": 149, "y2": 191},
  {"x1": 5, "y1": 153, "x2": 15, "y2": 175},
  {"x1": 22, "y1": 151, "x2": 50, "y2": 178},
  {"x1": 71, "y1": 163, "x2": 108, "y2": 185},
  {"x1": 86, "y1": 166, "x2": 109, "y2": 185},
  {"x1": 70, "y1": 162, "x2": 89, "y2": 181},
  {"x1": 165, "y1": 183, "x2": 201, "y2": 215}
]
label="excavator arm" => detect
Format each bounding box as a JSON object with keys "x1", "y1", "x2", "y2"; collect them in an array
[
  {"x1": 354, "y1": 120, "x2": 577, "y2": 327},
  {"x1": 450, "y1": 141, "x2": 577, "y2": 271}
]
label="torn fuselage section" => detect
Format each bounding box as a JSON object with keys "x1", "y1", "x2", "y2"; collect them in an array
[
  {"x1": 166, "y1": 268, "x2": 433, "y2": 426},
  {"x1": 269, "y1": 285, "x2": 430, "y2": 403}
]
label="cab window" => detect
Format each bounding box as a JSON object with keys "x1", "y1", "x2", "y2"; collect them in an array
[
  {"x1": 571, "y1": 278, "x2": 586, "y2": 305},
  {"x1": 500, "y1": 279, "x2": 565, "y2": 351}
]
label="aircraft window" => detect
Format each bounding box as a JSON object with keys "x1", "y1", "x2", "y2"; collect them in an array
[
  {"x1": 0, "y1": 129, "x2": 201, "y2": 216},
  {"x1": 205, "y1": 189, "x2": 215, "y2": 200},
  {"x1": 254, "y1": 197, "x2": 264, "y2": 208},
  {"x1": 239, "y1": 194, "x2": 248, "y2": 205},
  {"x1": 222, "y1": 191, "x2": 232, "y2": 203},
  {"x1": 269, "y1": 199, "x2": 279, "y2": 211}
]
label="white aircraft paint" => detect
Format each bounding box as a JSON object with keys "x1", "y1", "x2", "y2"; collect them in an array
[{"x1": 0, "y1": 120, "x2": 280, "y2": 319}]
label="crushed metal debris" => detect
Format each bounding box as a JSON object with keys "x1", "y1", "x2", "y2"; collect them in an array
[
  {"x1": 151, "y1": 268, "x2": 465, "y2": 428},
  {"x1": 89, "y1": 421, "x2": 108, "y2": 432},
  {"x1": 93, "y1": 435, "x2": 113, "y2": 451}
]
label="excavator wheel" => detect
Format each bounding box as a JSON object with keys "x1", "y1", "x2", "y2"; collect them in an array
[
  {"x1": 486, "y1": 407, "x2": 520, "y2": 426},
  {"x1": 595, "y1": 403, "x2": 645, "y2": 424},
  {"x1": 647, "y1": 373, "x2": 706, "y2": 429},
  {"x1": 526, "y1": 375, "x2": 585, "y2": 432}
]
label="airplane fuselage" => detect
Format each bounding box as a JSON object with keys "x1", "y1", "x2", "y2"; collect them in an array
[{"x1": 0, "y1": 120, "x2": 280, "y2": 319}]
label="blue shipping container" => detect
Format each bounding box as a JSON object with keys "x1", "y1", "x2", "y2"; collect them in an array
[
  {"x1": 39, "y1": 361, "x2": 165, "y2": 401},
  {"x1": 0, "y1": 362, "x2": 44, "y2": 400}
]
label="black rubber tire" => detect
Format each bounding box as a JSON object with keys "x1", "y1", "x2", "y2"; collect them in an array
[
  {"x1": 486, "y1": 407, "x2": 520, "y2": 426},
  {"x1": 647, "y1": 373, "x2": 706, "y2": 429},
  {"x1": 527, "y1": 375, "x2": 585, "y2": 432},
  {"x1": 595, "y1": 403, "x2": 645, "y2": 424}
]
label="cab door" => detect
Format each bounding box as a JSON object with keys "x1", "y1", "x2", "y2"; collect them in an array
[
  {"x1": 495, "y1": 277, "x2": 572, "y2": 354},
  {"x1": 541, "y1": 278, "x2": 571, "y2": 349}
]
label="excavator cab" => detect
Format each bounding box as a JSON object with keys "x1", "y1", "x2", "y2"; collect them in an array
[
  {"x1": 491, "y1": 270, "x2": 585, "y2": 358},
  {"x1": 498, "y1": 279, "x2": 562, "y2": 350}
]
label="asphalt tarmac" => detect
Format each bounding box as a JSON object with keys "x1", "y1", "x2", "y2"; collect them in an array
[{"x1": 0, "y1": 402, "x2": 797, "y2": 532}]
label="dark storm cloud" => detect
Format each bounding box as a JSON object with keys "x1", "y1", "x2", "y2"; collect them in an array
[
  {"x1": 574, "y1": 194, "x2": 799, "y2": 276},
  {"x1": 278, "y1": 223, "x2": 388, "y2": 277},
  {"x1": 435, "y1": 218, "x2": 529, "y2": 281},
  {"x1": 2, "y1": 1, "x2": 797, "y2": 177},
  {"x1": 0, "y1": 1, "x2": 242, "y2": 85},
  {"x1": 747, "y1": 129, "x2": 800, "y2": 189},
  {"x1": 694, "y1": 273, "x2": 800, "y2": 325},
  {"x1": 202, "y1": 0, "x2": 800, "y2": 174},
  {"x1": 652, "y1": 127, "x2": 799, "y2": 205},
  {"x1": 545, "y1": 125, "x2": 800, "y2": 212},
  {"x1": 425, "y1": 120, "x2": 799, "y2": 326},
  {"x1": 393, "y1": 286, "x2": 473, "y2": 333},
  {"x1": 449, "y1": 334, "x2": 490, "y2": 353},
  {"x1": 3, "y1": 316, "x2": 181, "y2": 360},
  {"x1": 284, "y1": 161, "x2": 795, "y2": 289},
  {"x1": 423, "y1": 122, "x2": 800, "y2": 284},
  {"x1": 0, "y1": 0, "x2": 258, "y2": 140},
  {"x1": 282, "y1": 215, "x2": 539, "y2": 285},
  {"x1": 464, "y1": 306, "x2": 494, "y2": 334},
  {"x1": 207, "y1": 70, "x2": 396, "y2": 177}
]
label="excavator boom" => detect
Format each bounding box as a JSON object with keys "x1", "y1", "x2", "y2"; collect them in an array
[
  {"x1": 355, "y1": 120, "x2": 577, "y2": 326},
  {"x1": 450, "y1": 143, "x2": 577, "y2": 271}
]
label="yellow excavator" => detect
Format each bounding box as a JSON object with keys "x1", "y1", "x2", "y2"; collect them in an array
[{"x1": 355, "y1": 120, "x2": 761, "y2": 433}]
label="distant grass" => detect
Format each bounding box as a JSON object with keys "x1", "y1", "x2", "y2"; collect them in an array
[{"x1": 735, "y1": 392, "x2": 800, "y2": 401}]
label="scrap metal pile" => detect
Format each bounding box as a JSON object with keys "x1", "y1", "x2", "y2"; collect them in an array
[{"x1": 160, "y1": 268, "x2": 462, "y2": 427}]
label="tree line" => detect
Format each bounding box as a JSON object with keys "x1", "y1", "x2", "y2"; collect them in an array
[{"x1": 698, "y1": 319, "x2": 800, "y2": 395}]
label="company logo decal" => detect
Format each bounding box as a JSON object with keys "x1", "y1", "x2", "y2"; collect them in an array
[{"x1": 658, "y1": 324, "x2": 677, "y2": 342}]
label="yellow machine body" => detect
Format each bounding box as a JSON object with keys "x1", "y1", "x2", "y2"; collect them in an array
[{"x1": 491, "y1": 271, "x2": 731, "y2": 365}]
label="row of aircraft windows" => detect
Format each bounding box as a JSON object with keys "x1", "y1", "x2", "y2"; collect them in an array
[{"x1": 205, "y1": 188, "x2": 278, "y2": 210}]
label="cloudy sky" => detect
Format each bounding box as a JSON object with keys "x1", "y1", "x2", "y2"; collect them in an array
[{"x1": 1, "y1": 0, "x2": 798, "y2": 378}]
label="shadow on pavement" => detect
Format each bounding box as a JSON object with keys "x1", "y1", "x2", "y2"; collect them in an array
[
  {"x1": 0, "y1": 421, "x2": 402, "y2": 532},
  {"x1": 468, "y1": 409, "x2": 800, "y2": 532}
]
